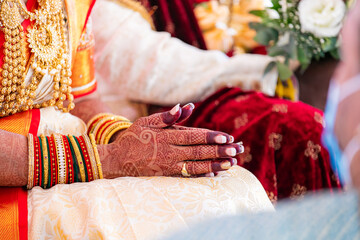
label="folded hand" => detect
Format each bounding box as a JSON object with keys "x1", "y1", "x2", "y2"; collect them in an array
[{"x1": 99, "y1": 104, "x2": 242, "y2": 178}]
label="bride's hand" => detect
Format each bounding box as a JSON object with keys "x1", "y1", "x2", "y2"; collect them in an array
[{"x1": 98, "y1": 104, "x2": 242, "y2": 178}]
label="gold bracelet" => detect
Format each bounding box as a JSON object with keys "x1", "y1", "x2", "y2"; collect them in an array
[
  {"x1": 103, "y1": 122, "x2": 132, "y2": 145},
  {"x1": 27, "y1": 134, "x2": 34, "y2": 189},
  {"x1": 82, "y1": 134, "x2": 99, "y2": 180},
  {"x1": 53, "y1": 134, "x2": 66, "y2": 184},
  {"x1": 68, "y1": 135, "x2": 86, "y2": 182},
  {"x1": 40, "y1": 135, "x2": 49, "y2": 188},
  {"x1": 87, "y1": 113, "x2": 111, "y2": 134},
  {"x1": 89, "y1": 134, "x2": 103, "y2": 179},
  {"x1": 87, "y1": 113, "x2": 130, "y2": 134},
  {"x1": 93, "y1": 116, "x2": 130, "y2": 144}
]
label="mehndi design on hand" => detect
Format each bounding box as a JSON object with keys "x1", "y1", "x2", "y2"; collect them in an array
[{"x1": 99, "y1": 104, "x2": 242, "y2": 178}]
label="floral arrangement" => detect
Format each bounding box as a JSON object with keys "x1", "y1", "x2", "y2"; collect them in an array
[
  {"x1": 250, "y1": 0, "x2": 347, "y2": 80},
  {"x1": 194, "y1": 0, "x2": 264, "y2": 53}
]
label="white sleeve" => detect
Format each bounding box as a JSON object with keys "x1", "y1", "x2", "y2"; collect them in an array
[{"x1": 92, "y1": 0, "x2": 278, "y2": 105}]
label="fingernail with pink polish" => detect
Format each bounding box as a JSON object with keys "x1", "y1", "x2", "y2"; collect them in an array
[
  {"x1": 225, "y1": 147, "x2": 237, "y2": 157},
  {"x1": 236, "y1": 142, "x2": 245, "y2": 153},
  {"x1": 231, "y1": 158, "x2": 237, "y2": 166},
  {"x1": 170, "y1": 104, "x2": 180, "y2": 115},
  {"x1": 229, "y1": 136, "x2": 234, "y2": 143},
  {"x1": 183, "y1": 103, "x2": 195, "y2": 110},
  {"x1": 221, "y1": 161, "x2": 232, "y2": 170},
  {"x1": 214, "y1": 135, "x2": 227, "y2": 144}
]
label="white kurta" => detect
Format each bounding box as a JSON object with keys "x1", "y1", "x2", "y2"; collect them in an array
[{"x1": 92, "y1": 0, "x2": 278, "y2": 110}]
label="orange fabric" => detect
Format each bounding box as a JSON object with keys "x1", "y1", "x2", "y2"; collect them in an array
[
  {"x1": 0, "y1": 108, "x2": 39, "y2": 240},
  {"x1": 65, "y1": 0, "x2": 96, "y2": 66},
  {"x1": 71, "y1": 36, "x2": 96, "y2": 98},
  {"x1": 0, "y1": 188, "x2": 28, "y2": 240},
  {"x1": 0, "y1": 110, "x2": 33, "y2": 136}
]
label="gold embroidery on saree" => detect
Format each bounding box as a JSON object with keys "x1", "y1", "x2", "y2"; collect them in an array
[
  {"x1": 269, "y1": 133, "x2": 282, "y2": 150},
  {"x1": 304, "y1": 140, "x2": 321, "y2": 160}
]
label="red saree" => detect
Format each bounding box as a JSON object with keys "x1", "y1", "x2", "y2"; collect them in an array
[{"x1": 182, "y1": 88, "x2": 341, "y2": 202}]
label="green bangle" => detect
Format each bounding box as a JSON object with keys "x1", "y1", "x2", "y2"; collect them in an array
[
  {"x1": 67, "y1": 136, "x2": 79, "y2": 183},
  {"x1": 73, "y1": 136, "x2": 89, "y2": 182},
  {"x1": 38, "y1": 137, "x2": 45, "y2": 188},
  {"x1": 46, "y1": 137, "x2": 52, "y2": 188}
]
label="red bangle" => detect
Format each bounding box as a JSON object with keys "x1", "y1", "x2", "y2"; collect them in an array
[
  {"x1": 48, "y1": 136, "x2": 58, "y2": 187},
  {"x1": 95, "y1": 120, "x2": 113, "y2": 143},
  {"x1": 87, "y1": 115, "x2": 106, "y2": 135},
  {"x1": 62, "y1": 135, "x2": 74, "y2": 184},
  {"x1": 78, "y1": 136, "x2": 94, "y2": 181},
  {"x1": 33, "y1": 136, "x2": 42, "y2": 187}
]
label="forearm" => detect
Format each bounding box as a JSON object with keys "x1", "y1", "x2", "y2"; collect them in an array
[
  {"x1": 92, "y1": 0, "x2": 277, "y2": 105},
  {"x1": 0, "y1": 130, "x2": 28, "y2": 186}
]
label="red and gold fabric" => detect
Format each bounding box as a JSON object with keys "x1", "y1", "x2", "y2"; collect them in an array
[
  {"x1": 182, "y1": 87, "x2": 341, "y2": 202},
  {"x1": 0, "y1": 1, "x2": 96, "y2": 239}
]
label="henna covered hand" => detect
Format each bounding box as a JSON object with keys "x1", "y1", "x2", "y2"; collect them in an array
[{"x1": 99, "y1": 104, "x2": 242, "y2": 178}]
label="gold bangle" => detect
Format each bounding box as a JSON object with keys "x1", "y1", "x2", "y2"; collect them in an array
[
  {"x1": 93, "y1": 116, "x2": 130, "y2": 144},
  {"x1": 53, "y1": 134, "x2": 66, "y2": 184},
  {"x1": 87, "y1": 113, "x2": 130, "y2": 134},
  {"x1": 27, "y1": 134, "x2": 34, "y2": 189},
  {"x1": 82, "y1": 134, "x2": 99, "y2": 180},
  {"x1": 89, "y1": 134, "x2": 103, "y2": 179},
  {"x1": 87, "y1": 113, "x2": 111, "y2": 134},
  {"x1": 68, "y1": 135, "x2": 86, "y2": 182},
  {"x1": 103, "y1": 122, "x2": 132, "y2": 145},
  {"x1": 40, "y1": 134, "x2": 49, "y2": 188}
]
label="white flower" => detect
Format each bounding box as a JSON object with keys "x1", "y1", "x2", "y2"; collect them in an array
[{"x1": 298, "y1": 0, "x2": 346, "y2": 38}]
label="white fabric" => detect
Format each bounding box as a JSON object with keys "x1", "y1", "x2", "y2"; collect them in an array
[
  {"x1": 28, "y1": 165, "x2": 274, "y2": 240},
  {"x1": 92, "y1": 0, "x2": 278, "y2": 106},
  {"x1": 38, "y1": 107, "x2": 87, "y2": 136}
]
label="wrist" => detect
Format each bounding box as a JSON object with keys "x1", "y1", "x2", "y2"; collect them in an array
[
  {"x1": 108, "y1": 129, "x2": 126, "y2": 143},
  {"x1": 97, "y1": 143, "x2": 121, "y2": 179}
]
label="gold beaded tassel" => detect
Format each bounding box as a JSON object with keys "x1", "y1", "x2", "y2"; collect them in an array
[
  {"x1": 0, "y1": 0, "x2": 75, "y2": 118},
  {"x1": 0, "y1": 0, "x2": 28, "y2": 117}
]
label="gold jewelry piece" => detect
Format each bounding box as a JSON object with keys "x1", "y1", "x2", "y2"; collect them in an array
[
  {"x1": 102, "y1": 121, "x2": 132, "y2": 145},
  {"x1": 89, "y1": 134, "x2": 103, "y2": 179},
  {"x1": 40, "y1": 134, "x2": 49, "y2": 188},
  {"x1": 53, "y1": 134, "x2": 66, "y2": 184},
  {"x1": 181, "y1": 162, "x2": 191, "y2": 177},
  {"x1": 68, "y1": 135, "x2": 86, "y2": 182},
  {"x1": 0, "y1": 0, "x2": 74, "y2": 117},
  {"x1": 82, "y1": 134, "x2": 99, "y2": 180},
  {"x1": 27, "y1": 134, "x2": 34, "y2": 189},
  {"x1": 87, "y1": 113, "x2": 130, "y2": 134},
  {"x1": 92, "y1": 116, "x2": 129, "y2": 143}
]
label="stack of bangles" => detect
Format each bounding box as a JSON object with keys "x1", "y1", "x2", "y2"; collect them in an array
[
  {"x1": 87, "y1": 113, "x2": 132, "y2": 145},
  {"x1": 27, "y1": 133, "x2": 103, "y2": 189}
]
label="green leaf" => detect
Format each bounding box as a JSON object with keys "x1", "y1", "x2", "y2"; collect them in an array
[
  {"x1": 264, "y1": 61, "x2": 277, "y2": 76},
  {"x1": 249, "y1": 22, "x2": 265, "y2": 31},
  {"x1": 249, "y1": 10, "x2": 268, "y2": 18},
  {"x1": 268, "y1": 46, "x2": 289, "y2": 57},
  {"x1": 253, "y1": 28, "x2": 279, "y2": 46},
  {"x1": 297, "y1": 46, "x2": 310, "y2": 66},
  {"x1": 322, "y1": 37, "x2": 337, "y2": 52},
  {"x1": 276, "y1": 61, "x2": 293, "y2": 81},
  {"x1": 270, "y1": 0, "x2": 281, "y2": 10},
  {"x1": 288, "y1": 33, "x2": 297, "y2": 59},
  {"x1": 330, "y1": 48, "x2": 341, "y2": 59}
]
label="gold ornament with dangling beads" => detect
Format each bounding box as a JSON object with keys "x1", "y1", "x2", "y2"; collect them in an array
[{"x1": 0, "y1": 0, "x2": 75, "y2": 117}]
